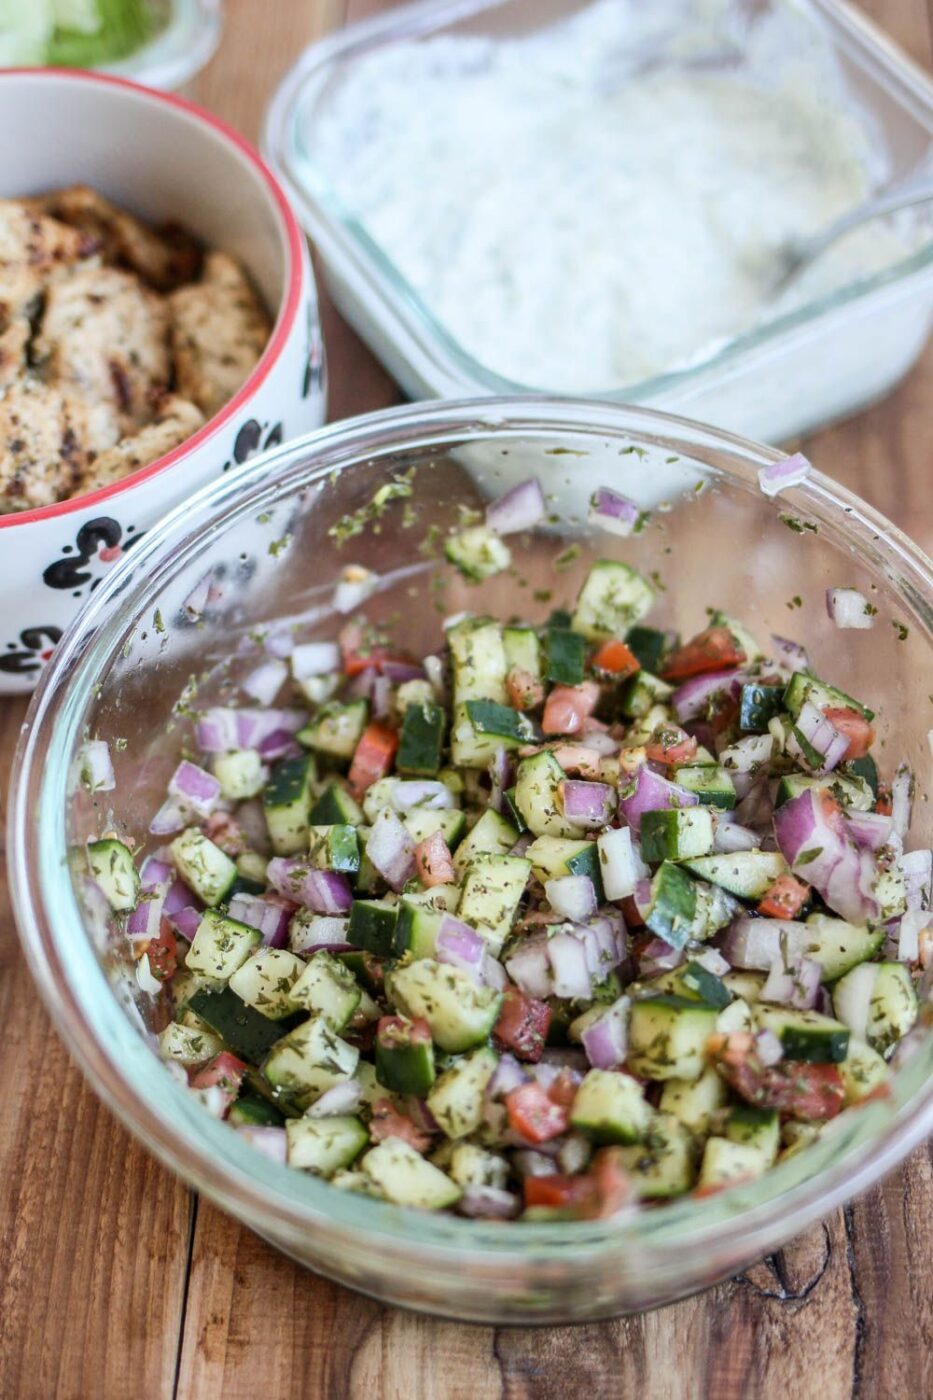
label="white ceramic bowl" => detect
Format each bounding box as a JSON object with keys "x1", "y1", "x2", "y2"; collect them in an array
[{"x1": 0, "y1": 69, "x2": 326, "y2": 695}]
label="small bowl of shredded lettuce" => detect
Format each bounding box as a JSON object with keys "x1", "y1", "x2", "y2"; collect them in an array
[{"x1": 0, "y1": 0, "x2": 220, "y2": 88}]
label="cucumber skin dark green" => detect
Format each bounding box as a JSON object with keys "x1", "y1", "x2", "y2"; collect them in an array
[
  {"x1": 464, "y1": 699, "x2": 532, "y2": 742},
  {"x1": 397, "y1": 703, "x2": 446, "y2": 776},
  {"x1": 545, "y1": 627, "x2": 586, "y2": 686},
  {"x1": 188, "y1": 987, "x2": 301, "y2": 1064},
  {"x1": 228, "y1": 1093, "x2": 285, "y2": 1127},
  {"x1": 348, "y1": 900, "x2": 399, "y2": 956},
  {"x1": 739, "y1": 683, "x2": 785, "y2": 733},
  {"x1": 624, "y1": 625, "x2": 672, "y2": 673},
  {"x1": 678, "y1": 961, "x2": 731, "y2": 1009},
  {"x1": 644, "y1": 863, "x2": 698, "y2": 949},
  {"x1": 309, "y1": 783, "x2": 363, "y2": 826},
  {"x1": 264, "y1": 755, "x2": 314, "y2": 808},
  {"x1": 374, "y1": 1036, "x2": 436, "y2": 1096},
  {"x1": 845, "y1": 754, "x2": 879, "y2": 799},
  {"x1": 776, "y1": 1024, "x2": 850, "y2": 1064}
]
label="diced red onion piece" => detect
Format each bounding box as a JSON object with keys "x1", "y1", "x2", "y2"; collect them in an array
[
  {"x1": 672, "y1": 669, "x2": 745, "y2": 724},
  {"x1": 482, "y1": 953, "x2": 508, "y2": 990},
  {"x1": 392, "y1": 781, "x2": 455, "y2": 812},
  {"x1": 691, "y1": 946, "x2": 731, "y2": 977},
  {"x1": 547, "y1": 929, "x2": 593, "y2": 1000},
  {"x1": 505, "y1": 933, "x2": 553, "y2": 999},
  {"x1": 140, "y1": 855, "x2": 173, "y2": 890},
  {"x1": 580, "y1": 996, "x2": 630, "y2": 1069},
  {"x1": 721, "y1": 916, "x2": 809, "y2": 970},
  {"x1": 773, "y1": 788, "x2": 855, "y2": 898},
  {"x1": 638, "y1": 935, "x2": 683, "y2": 976},
  {"x1": 227, "y1": 893, "x2": 290, "y2": 948},
  {"x1": 238, "y1": 1125, "x2": 288, "y2": 1164},
  {"x1": 289, "y1": 914, "x2": 350, "y2": 954},
  {"x1": 892, "y1": 764, "x2": 913, "y2": 840},
  {"x1": 902, "y1": 849, "x2": 932, "y2": 910},
  {"x1": 196, "y1": 707, "x2": 240, "y2": 753},
  {"x1": 136, "y1": 954, "x2": 163, "y2": 997},
  {"x1": 756, "y1": 1029, "x2": 784, "y2": 1066},
  {"x1": 381, "y1": 660, "x2": 425, "y2": 685},
  {"x1": 588, "y1": 485, "x2": 641, "y2": 537},
  {"x1": 561, "y1": 779, "x2": 615, "y2": 828},
  {"x1": 235, "y1": 707, "x2": 307, "y2": 751},
  {"x1": 620, "y1": 765, "x2": 697, "y2": 830},
  {"x1": 267, "y1": 857, "x2": 353, "y2": 913},
  {"x1": 149, "y1": 797, "x2": 188, "y2": 836},
  {"x1": 826, "y1": 587, "x2": 873, "y2": 630},
  {"x1": 794, "y1": 701, "x2": 849, "y2": 773},
  {"x1": 757, "y1": 452, "x2": 811, "y2": 498},
  {"x1": 634, "y1": 879, "x2": 653, "y2": 921},
  {"x1": 597, "y1": 826, "x2": 645, "y2": 901},
  {"x1": 242, "y1": 658, "x2": 288, "y2": 705},
  {"x1": 333, "y1": 567, "x2": 378, "y2": 614},
  {"x1": 436, "y1": 917, "x2": 487, "y2": 981},
  {"x1": 511, "y1": 1149, "x2": 557, "y2": 1178},
  {"x1": 578, "y1": 729, "x2": 619, "y2": 757},
  {"x1": 762, "y1": 953, "x2": 822, "y2": 1009},
  {"x1": 770, "y1": 634, "x2": 809, "y2": 674},
  {"x1": 485, "y1": 476, "x2": 546, "y2": 535},
  {"x1": 168, "y1": 760, "x2": 221, "y2": 817},
  {"x1": 79, "y1": 739, "x2": 115, "y2": 792},
  {"x1": 487, "y1": 1053, "x2": 529, "y2": 1099},
  {"x1": 263, "y1": 626, "x2": 294, "y2": 659},
  {"x1": 307, "y1": 1080, "x2": 363, "y2": 1117},
  {"x1": 458, "y1": 1185, "x2": 521, "y2": 1219},
  {"x1": 126, "y1": 888, "x2": 165, "y2": 941},
  {"x1": 291, "y1": 641, "x2": 341, "y2": 679},
  {"x1": 713, "y1": 818, "x2": 759, "y2": 853},
  {"x1": 371, "y1": 674, "x2": 394, "y2": 720},
  {"x1": 545, "y1": 875, "x2": 597, "y2": 922},
  {"x1": 366, "y1": 808, "x2": 416, "y2": 891},
  {"x1": 846, "y1": 810, "x2": 894, "y2": 852},
  {"x1": 169, "y1": 906, "x2": 203, "y2": 940}
]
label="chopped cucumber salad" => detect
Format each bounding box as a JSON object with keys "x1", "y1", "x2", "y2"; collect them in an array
[
  {"x1": 0, "y1": 0, "x2": 158, "y2": 68},
  {"x1": 83, "y1": 481, "x2": 929, "y2": 1221}
]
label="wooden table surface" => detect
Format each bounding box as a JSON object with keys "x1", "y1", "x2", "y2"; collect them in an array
[{"x1": 1, "y1": 1, "x2": 932, "y2": 1395}]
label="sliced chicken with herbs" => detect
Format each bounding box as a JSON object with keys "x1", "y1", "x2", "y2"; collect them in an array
[
  {"x1": 79, "y1": 394, "x2": 204, "y2": 493},
  {"x1": 0, "y1": 377, "x2": 114, "y2": 512},
  {"x1": 169, "y1": 251, "x2": 270, "y2": 418}
]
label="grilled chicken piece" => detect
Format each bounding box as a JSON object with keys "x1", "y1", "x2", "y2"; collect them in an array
[
  {"x1": 0, "y1": 377, "x2": 117, "y2": 512},
  {"x1": 78, "y1": 394, "x2": 204, "y2": 493},
  {"x1": 169, "y1": 251, "x2": 270, "y2": 418},
  {"x1": 36, "y1": 262, "x2": 171, "y2": 434},
  {"x1": 0, "y1": 314, "x2": 29, "y2": 388},
  {"x1": 27, "y1": 185, "x2": 202, "y2": 292},
  {"x1": 0, "y1": 199, "x2": 93, "y2": 306}
]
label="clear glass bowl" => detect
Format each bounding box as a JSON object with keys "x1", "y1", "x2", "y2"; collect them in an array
[
  {"x1": 101, "y1": 0, "x2": 221, "y2": 90},
  {"x1": 9, "y1": 397, "x2": 933, "y2": 1323},
  {"x1": 264, "y1": 0, "x2": 933, "y2": 444}
]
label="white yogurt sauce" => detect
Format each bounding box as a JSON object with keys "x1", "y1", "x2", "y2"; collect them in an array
[{"x1": 308, "y1": 0, "x2": 917, "y2": 392}]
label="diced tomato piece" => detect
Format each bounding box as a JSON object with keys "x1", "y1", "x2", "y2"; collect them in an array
[
  {"x1": 541, "y1": 682, "x2": 600, "y2": 736},
  {"x1": 203, "y1": 810, "x2": 246, "y2": 856},
  {"x1": 661, "y1": 626, "x2": 746, "y2": 681},
  {"x1": 592, "y1": 640, "x2": 640, "y2": 678},
  {"x1": 589, "y1": 1147, "x2": 634, "y2": 1218},
  {"x1": 709, "y1": 1033, "x2": 845, "y2": 1122},
  {"x1": 493, "y1": 987, "x2": 552, "y2": 1062},
  {"x1": 546, "y1": 1068, "x2": 578, "y2": 1110},
  {"x1": 190, "y1": 1051, "x2": 247, "y2": 1093},
  {"x1": 368, "y1": 1098, "x2": 434, "y2": 1153},
  {"x1": 340, "y1": 633, "x2": 419, "y2": 679},
  {"x1": 622, "y1": 896, "x2": 646, "y2": 929},
  {"x1": 823, "y1": 706, "x2": 875, "y2": 761},
  {"x1": 549, "y1": 744, "x2": 603, "y2": 779},
  {"x1": 507, "y1": 667, "x2": 545, "y2": 711},
  {"x1": 875, "y1": 786, "x2": 893, "y2": 816},
  {"x1": 506, "y1": 1081, "x2": 569, "y2": 1143},
  {"x1": 348, "y1": 722, "x2": 399, "y2": 797},
  {"x1": 145, "y1": 918, "x2": 178, "y2": 982},
  {"x1": 523, "y1": 1174, "x2": 595, "y2": 1211},
  {"x1": 376, "y1": 1015, "x2": 432, "y2": 1049},
  {"x1": 758, "y1": 872, "x2": 810, "y2": 920},
  {"x1": 645, "y1": 723, "x2": 698, "y2": 766},
  {"x1": 415, "y1": 830, "x2": 455, "y2": 888}
]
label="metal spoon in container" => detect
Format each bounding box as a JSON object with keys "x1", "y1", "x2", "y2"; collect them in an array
[{"x1": 769, "y1": 167, "x2": 933, "y2": 298}]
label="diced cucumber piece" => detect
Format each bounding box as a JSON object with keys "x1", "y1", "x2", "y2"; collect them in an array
[
  {"x1": 652, "y1": 960, "x2": 732, "y2": 1010},
  {"x1": 832, "y1": 961, "x2": 917, "y2": 1055},
  {"x1": 641, "y1": 808, "x2": 714, "y2": 863},
  {"x1": 845, "y1": 754, "x2": 879, "y2": 800},
  {"x1": 739, "y1": 684, "x2": 785, "y2": 734},
  {"x1": 308, "y1": 782, "x2": 364, "y2": 827},
  {"x1": 775, "y1": 772, "x2": 874, "y2": 813},
  {"x1": 624, "y1": 625, "x2": 671, "y2": 673},
  {"x1": 682, "y1": 850, "x2": 787, "y2": 901},
  {"x1": 262, "y1": 1016, "x2": 359, "y2": 1111},
  {"x1": 453, "y1": 808, "x2": 518, "y2": 875},
  {"x1": 698, "y1": 1137, "x2": 768, "y2": 1190},
  {"x1": 514, "y1": 750, "x2": 580, "y2": 839},
  {"x1": 716, "y1": 997, "x2": 753, "y2": 1033},
  {"x1": 289, "y1": 950, "x2": 362, "y2": 1031},
  {"x1": 263, "y1": 755, "x2": 316, "y2": 856},
  {"x1": 527, "y1": 835, "x2": 604, "y2": 902},
  {"x1": 545, "y1": 626, "x2": 586, "y2": 686},
  {"x1": 784, "y1": 672, "x2": 873, "y2": 722},
  {"x1": 445, "y1": 524, "x2": 511, "y2": 580},
  {"x1": 464, "y1": 698, "x2": 536, "y2": 746},
  {"x1": 308, "y1": 823, "x2": 360, "y2": 875},
  {"x1": 627, "y1": 996, "x2": 718, "y2": 1080},
  {"x1": 457, "y1": 855, "x2": 531, "y2": 952},
  {"x1": 188, "y1": 986, "x2": 294, "y2": 1064},
  {"x1": 347, "y1": 898, "x2": 399, "y2": 956},
  {"x1": 448, "y1": 616, "x2": 508, "y2": 705},
  {"x1": 618, "y1": 1113, "x2": 695, "y2": 1198},
  {"x1": 361, "y1": 1137, "x2": 461, "y2": 1209},
  {"x1": 450, "y1": 701, "x2": 513, "y2": 768},
  {"x1": 643, "y1": 864, "x2": 734, "y2": 948},
  {"x1": 803, "y1": 914, "x2": 885, "y2": 982},
  {"x1": 397, "y1": 702, "x2": 446, "y2": 776},
  {"x1": 87, "y1": 838, "x2": 139, "y2": 912},
  {"x1": 725, "y1": 1105, "x2": 780, "y2": 1164},
  {"x1": 214, "y1": 749, "x2": 267, "y2": 801},
  {"x1": 235, "y1": 852, "x2": 268, "y2": 884},
  {"x1": 672, "y1": 764, "x2": 736, "y2": 810},
  {"x1": 779, "y1": 1121, "x2": 823, "y2": 1162},
  {"x1": 158, "y1": 1021, "x2": 224, "y2": 1067},
  {"x1": 228, "y1": 1093, "x2": 285, "y2": 1128},
  {"x1": 186, "y1": 909, "x2": 262, "y2": 981},
  {"x1": 298, "y1": 700, "x2": 369, "y2": 760},
  {"x1": 395, "y1": 679, "x2": 434, "y2": 717},
  {"x1": 375, "y1": 1017, "x2": 437, "y2": 1095},
  {"x1": 286, "y1": 1115, "x2": 368, "y2": 1177},
  {"x1": 571, "y1": 560, "x2": 655, "y2": 641},
  {"x1": 659, "y1": 1066, "x2": 728, "y2": 1135},
  {"x1": 170, "y1": 828, "x2": 238, "y2": 907},
  {"x1": 875, "y1": 866, "x2": 907, "y2": 921},
  {"x1": 754, "y1": 1006, "x2": 850, "y2": 1063},
  {"x1": 402, "y1": 807, "x2": 466, "y2": 851},
  {"x1": 839, "y1": 1037, "x2": 890, "y2": 1104},
  {"x1": 503, "y1": 626, "x2": 542, "y2": 680},
  {"x1": 228, "y1": 948, "x2": 306, "y2": 1019},
  {"x1": 393, "y1": 899, "x2": 444, "y2": 960},
  {"x1": 618, "y1": 669, "x2": 674, "y2": 719},
  {"x1": 426, "y1": 1046, "x2": 498, "y2": 1139},
  {"x1": 570, "y1": 1069, "x2": 651, "y2": 1144},
  {"x1": 723, "y1": 970, "x2": 766, "y2": 1003},
  {"x1": 448, "y1": 1143, "x2": 509, "y2": 1190},
  {"x1": 388, "y1": 959, "x2": 502, "y2": 1053}
]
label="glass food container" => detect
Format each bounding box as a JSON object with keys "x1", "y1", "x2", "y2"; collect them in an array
[
  {"x1": 264, "y1": 0, "x2": 933, "y2": 445},
  {"x1": 9, "y1": 397, "x2": 933, "y2": 1323}
]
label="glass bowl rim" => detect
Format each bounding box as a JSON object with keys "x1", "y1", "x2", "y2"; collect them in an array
[
  {"x1": 9, "y1": 394, "x2": 933, "y2": 1272},
  {"x1": 264, "y1": 0, "x2": 933, "y2": 403}
]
